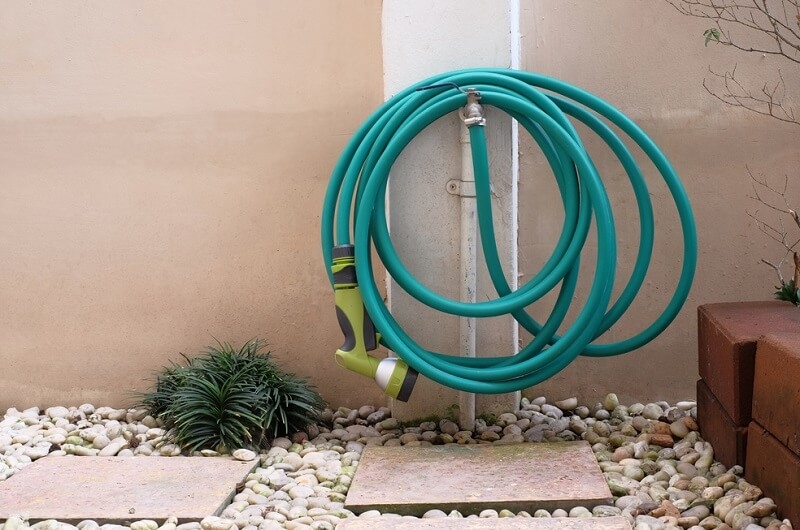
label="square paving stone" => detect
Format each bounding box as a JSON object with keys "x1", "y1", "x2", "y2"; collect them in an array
[
  {"x1": 337, "y1": 515, "x2": 632, "y2": 529},
  {"x1": 345, "y1": 442, "x2": 612, "y2": 516},
  {"x1": 0, "y1": 456, "x2": 259, "y2": 523}
]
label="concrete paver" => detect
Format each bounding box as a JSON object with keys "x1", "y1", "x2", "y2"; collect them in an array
[
  {"x1": 0, "y1": 456, "x2": 258, "y2": 523},
  {"x1": 337, "y1": 516, "x2": 632, "y2": 529},
  {"x1": 345, "y1": 442, "x2": 612, "y2": 516}
]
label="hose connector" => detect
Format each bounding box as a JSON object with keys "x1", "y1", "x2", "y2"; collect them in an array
[
  {"x1": 462, "y1": 88, "x2": 485, "y2": 127},
  {"x1": 331, "y1": 244, "x2": 418, "y2": 401}
]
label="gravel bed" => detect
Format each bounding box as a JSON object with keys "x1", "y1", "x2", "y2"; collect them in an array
[{"x1": 0, "y1": 396, "x2": 795, "y2": 530}]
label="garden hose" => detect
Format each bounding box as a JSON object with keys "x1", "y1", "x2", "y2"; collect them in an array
[{"x1": 321, "y1": 68, "x2": 697, "y2": 401}]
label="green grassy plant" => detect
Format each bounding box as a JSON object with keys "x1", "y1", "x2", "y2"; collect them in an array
[
  {"x1": 774, "y1": 279, "x2": 800, "y2": 306},
  {"x1": 138, "y1": 339, "x2": 325, "y2": 453}
]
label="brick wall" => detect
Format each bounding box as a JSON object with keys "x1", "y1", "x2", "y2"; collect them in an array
[{"x1": 697, "y1": 302, "x2": 800, "y2": 526}]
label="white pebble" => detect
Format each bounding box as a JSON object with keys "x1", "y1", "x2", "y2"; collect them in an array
[
  {"x1": 129, "y1": 521, "x2": 158, "y2": 530},
  {"x1": 45, "y1": 407, "x2": 69, "y2": 420},
  {"x1": 554, "y1": 397, "x2": 578, "y2": 411},
  {"x1": 199, "y1": 517, "x2": 235, "y2": 530},
  {"x1": 232, "y1": 449, "x2": 257, "y2": 462}
]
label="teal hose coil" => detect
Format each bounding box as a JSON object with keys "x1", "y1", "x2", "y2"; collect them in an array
[{"x1": 322, "y1": 68, "x2": 697, "y2": 396}]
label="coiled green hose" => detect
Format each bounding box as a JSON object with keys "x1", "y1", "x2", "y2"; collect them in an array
[{"x1": 322, "y1": 68, "x2": 697, "y2": 395}]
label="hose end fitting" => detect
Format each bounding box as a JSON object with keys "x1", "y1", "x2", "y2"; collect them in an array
[
  {"x1": 375, "y1": 357, "x2": 418, "y2": 402},
  {"x1": 463, "y1": 88, "x2": 485, "y2": 127}
]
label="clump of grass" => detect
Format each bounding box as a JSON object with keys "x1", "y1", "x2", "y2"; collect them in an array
[
  {"x1": 138, "y1": 339, "x2": 325, "y2": 453},
  {"x1": 774, "y1": 279, "x2": 800, "y2": 306}
]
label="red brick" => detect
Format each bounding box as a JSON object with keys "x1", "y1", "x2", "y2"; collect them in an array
[
  {"x1": 696, "y1": 379, "x2": 747, "y2": 468},
  {"x1": 698, "y1": 301, "x2": 800, "y2": 425},
  {"x1": 746, "y1": 421, "x2": 800, "y2": 527},
  {"x1": 753, "y1": 333, "x2": 800, "y2": 456}
]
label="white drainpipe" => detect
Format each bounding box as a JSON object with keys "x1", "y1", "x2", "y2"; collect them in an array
[
  {"x1": 382, "y1": 0, "x2": 520, "y2": 421},
  {"x1": 457, "y1": 120, "x2": 477, "y2": 431}
]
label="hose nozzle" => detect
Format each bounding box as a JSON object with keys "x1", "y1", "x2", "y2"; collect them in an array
[{"x1": 331, "y1": 244, "x2": 417, "y2": 401}]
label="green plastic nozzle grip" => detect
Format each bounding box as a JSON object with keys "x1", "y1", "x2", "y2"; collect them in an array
[{"x1": 332, "y1": 245, "x2": 380, "y2": 378}]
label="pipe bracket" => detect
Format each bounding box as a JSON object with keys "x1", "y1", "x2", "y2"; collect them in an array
[{"x1": 446, "y1": 179, "x2": 476, "y2": 197}]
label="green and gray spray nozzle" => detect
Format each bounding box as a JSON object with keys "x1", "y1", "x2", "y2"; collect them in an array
[{"x1": 331, "y1": 244, "x2": 418, "y2": 401}]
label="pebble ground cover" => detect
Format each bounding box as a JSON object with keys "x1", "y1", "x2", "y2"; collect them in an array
[{"x1": 0, "y1": 395, "x2": 794, "y2": 530}]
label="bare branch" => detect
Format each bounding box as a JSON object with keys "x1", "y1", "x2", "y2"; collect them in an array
[
  {"x1": 702, "y1": 66, "x2": 799, "y2": 125},
  {"x1": 761, "y1": 257, "x2": 786, "y2": 283},
  {"x1": 667, "y1": 0, "x2": 800, "y2": 125},
  {"x1": 747, "y1": 168, "x2": 800, "y2": 282},
  {"x1": 747, "y1": 210, "x2": 790, "y2": 246},
  {"x1": 666, "y1": 0, "x2": 800, "y2": 62},
  {"x1": 668, "y1": 0, "x2": 800, "y2": 289},
  {"x1": 746, "y1": 168, "x2": 800, "y2": 226},
  {"x1": 793, "y1": 251, "x2": 800, "y2": 286}
]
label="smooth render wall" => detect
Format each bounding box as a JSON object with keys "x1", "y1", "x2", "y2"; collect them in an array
[
  {"x1": 0, "y1": 2, "x2": 386, "y2": 410},
  {"x1": 4, "y1": 1, "x2": 798, "y2": 413},
  {"x1": 518, "y1": 2, "x2": 800, "y2": 404}
]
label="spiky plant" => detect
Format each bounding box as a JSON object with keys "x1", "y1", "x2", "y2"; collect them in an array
[
  {"x1": 138, "y1": 339, "x2": 325, "y2": 453},
  {"x1": 138, "y1": 354, "x2": 198, "y2": 417},
  {"x1": 774, "y1": 279, "x2": 800, "y2": 306}
]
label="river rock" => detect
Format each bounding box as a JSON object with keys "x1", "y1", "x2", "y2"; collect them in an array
[
  {"x1": 603, "y1": 393, "x2": 620, "y2": 411},
  {"x1": 745, "y1": 499, "x2": 776, "y2": 518},
  {"x1": 0, "y1": 397, "x2": 792, "y2": 530},
  {"x1": 555, "y1": 397, "x2": 578, "y2": 411},
  {"x1": 642, "y1": 403, "x2": 663, "y2": 420},
  {"x1": 45, "y1": 407, "x2": 69, "y2": 420},
  {"x1": 669, "y1": 420, "x2": 689, "y2": 439},
  {"x1": 130, "y1": 521, "x2": 158, "y2": 530},
  {"x1": 199, "y1": 517, "x2": 236, "y2": 530},
  {"x1": 232, "y1": 449, "x2": 256, "y2": 462}
]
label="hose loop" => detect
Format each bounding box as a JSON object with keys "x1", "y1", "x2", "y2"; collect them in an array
[{"x1": 322, "y1": 68, "x2": 697, "y2": 394}]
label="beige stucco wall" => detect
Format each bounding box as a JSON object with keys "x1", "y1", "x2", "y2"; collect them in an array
[
  {"x1": 3, "y1": 1, "x2": 798, "y2": 413},
  {"x1": 0, "y1": 2, "x2": 386, "y2": 410},
  {"x1": 518, "y1": 2, "x2": 800, "y2": 404}
]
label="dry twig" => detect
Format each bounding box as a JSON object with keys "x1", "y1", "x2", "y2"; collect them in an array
[
  {"x1": 666, "y1": 0, "x2": 800, "y2": 126},
  {"x1": 746, "y1": 167, "x2": 800, "y2": 283}
]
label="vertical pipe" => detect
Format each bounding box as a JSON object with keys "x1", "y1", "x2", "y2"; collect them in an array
[
  {"x1": 458, "y1": 122, "x2": 477, "y2": 431},
  {"x1": 382, "y1": 0, "x2": 519, "y2": 421},
  {"x1": 509, "y1": 0, "x2": 522, "y2": 411}
]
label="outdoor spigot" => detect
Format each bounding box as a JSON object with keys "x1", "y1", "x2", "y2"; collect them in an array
[
  {"x1": 331, "y1": 245, "x2": 418, "y2": 401},
  {"x1": 462, "y1": 88, "x2": 486, "y2": 127}
]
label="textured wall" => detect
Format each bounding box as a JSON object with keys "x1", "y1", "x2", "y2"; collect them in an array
[
  {"x1": 517, "y1": 1, "x2": 800, "y2": 404},
  {"x1": 3, "y1": 1, "x2": 798, "y2": 413},
  {"x1": 0, "y1": 1, "x2": 386, "y2": 409}
]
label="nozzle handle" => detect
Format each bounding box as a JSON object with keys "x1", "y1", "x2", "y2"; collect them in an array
[{"x1": 332, "y1": 245, "x2": 380, "y2": 377}]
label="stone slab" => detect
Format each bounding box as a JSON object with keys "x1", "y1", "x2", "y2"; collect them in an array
[
  {"x1": 696, "y1": 379, "x2": 747, "y2": 469},
  {"x1": 345, "y1": 442, "x2": 612, "y2": 516},
  {"x1": 336, "y1": 516, "x2": 632, "y2": 529},
  {"x1": 0, "y1": 456, "x2": 259, "y2": 523},
  {"x1": 697, "y1": 301, "x2": 800, "y2": 425},
  {"x1": 753, "y1": 333, "x2": 800, "y2": 456},
  {"x1": 745, "y1": 421, "x2": 800, "y2": 527}
]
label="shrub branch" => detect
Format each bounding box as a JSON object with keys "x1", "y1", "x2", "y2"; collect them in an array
[
  {"x1": 746, "y1": 167, "x2": 800, "y2": 300},
  {"x1": 667, "y1": 0, "x2": 800, "y2": 126}
]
